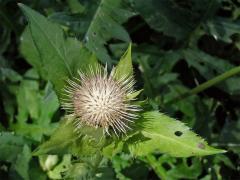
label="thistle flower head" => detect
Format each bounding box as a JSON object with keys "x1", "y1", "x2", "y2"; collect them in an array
[{"x1": 61, "y1": 65, "x2": 140, "y2": 136}]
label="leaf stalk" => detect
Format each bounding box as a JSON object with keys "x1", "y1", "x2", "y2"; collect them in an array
[{"x1": 166, "y1": 66, "x2": 240, "y2": 105}]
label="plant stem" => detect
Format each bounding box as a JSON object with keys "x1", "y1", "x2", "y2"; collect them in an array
[
  {"x1": 166, "y1": 66, "x2": 240, "y2": 105},
  {"x1": 145, "y1": 155, "x2": 168, "y2": 180}
]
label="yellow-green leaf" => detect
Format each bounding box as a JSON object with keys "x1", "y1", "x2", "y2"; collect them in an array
[
  {"x1": 114, "y1": 43, "x2": 133, "y2": 80},
  {"x1": 127, "y1": 111, "x2": 226, "y2": 157}
]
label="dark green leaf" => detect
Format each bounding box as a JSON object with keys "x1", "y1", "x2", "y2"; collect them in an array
[
  {"x1": 183, "y1": 48, "x2": 240, "y2": 95},
  {"x1": 134, "y1": 0, "x2": 219, "y2": 40},
  {"x1": 0, "y1": 132, "x2": 32, "y2": 180},
  {"x1": 84, "y1": 0, "x2": 134, "y2": 63},
  {"x1": 204, "y1": 17, "x2": 240, "y2": 43},
  {"x1": 19, "y1": 4, "x2": 98, "y2": 96}
]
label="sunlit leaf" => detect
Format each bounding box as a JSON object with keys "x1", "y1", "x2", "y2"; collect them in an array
[
  {"x1": 114, "y1": 43, "x2": 133, "y2": 79},
  {"x1": 127, "y1": 111, "x2": 226, "y2": 157}
]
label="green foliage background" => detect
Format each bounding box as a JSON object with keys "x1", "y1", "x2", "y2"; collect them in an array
[{"x1": 0, "y1": 0, "x2": 240, "y2": 179}]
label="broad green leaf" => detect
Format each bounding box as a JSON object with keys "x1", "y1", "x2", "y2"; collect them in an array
[
  {"x1": 19, "y1": 4, "x2": 97, "y2": 96},
  {"x1": 127, "y1": 111, "x2": 226, "y2": 157},
  {"x1": 84, "y1": 0, "x2": 134, "y2": 63},
  {"x1": 33, "y1": 119, "x2": 77, "y2": 155},
  {"x1": 133, "y1": 0, "x2": 219, "y2": 40},
  {"x1": 114, "y1": 43, "x2": 133, "y2": 79},
  {"x1": 20, "y1": 26, "x2": 47, "y2": 79},
  {"x1": 19, "y1": 3, "x2": 71, "y2": 95}
]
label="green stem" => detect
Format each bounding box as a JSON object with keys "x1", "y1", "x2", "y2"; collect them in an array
[
  {"x1": 166, "y1": 66, "x2": 240, "y2": 105},
  {"x1": 145, "y1": 155, "x2": 168, "y2": 180}
]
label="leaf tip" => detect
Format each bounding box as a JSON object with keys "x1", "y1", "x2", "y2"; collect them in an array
[
  {"x1": 128, "y1": 42, "x2": 132, "y2": 52},
  {"x1": 208, "y1": 147, "x2": 227, "y2": 156},
  {"x1": 31, "y1": 149, "x2": 40, "y2": 156},
  {"x1": 219, "y1": 149, "x2": 227, "y2": 154},
  {"x1": 17, "y1": 3, "x2": 25, "y2": 8},
  {"x1": 18, "y1": 3, "x2": 29, "y2": 14}
]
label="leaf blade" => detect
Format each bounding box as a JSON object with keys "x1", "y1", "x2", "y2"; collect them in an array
[
  {"x1": 114, "y1": 43, "x2": 133, "y2": 79},
  {"x1": 128, "y1": 111, "x2": 226, "y2": 157},
  {"x1": 18, "y1": 4, "x2": 98, "y2": 97},
  {"x1": 84, "y1": 0, "x2": 134, "y2": 63}
]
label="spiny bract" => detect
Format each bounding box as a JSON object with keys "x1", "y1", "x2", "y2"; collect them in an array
[{"x1": 61, "y1": 65, "x2": 140, "y2": 136}]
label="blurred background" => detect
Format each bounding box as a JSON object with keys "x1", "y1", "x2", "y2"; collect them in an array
[{"x1": 0, "y1": 0, "x2": 240, "y2": 179}]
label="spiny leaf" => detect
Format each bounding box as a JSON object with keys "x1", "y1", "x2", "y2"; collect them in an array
[{"x1": 127, "y1": 111, "x2": 226, "y2": 157}]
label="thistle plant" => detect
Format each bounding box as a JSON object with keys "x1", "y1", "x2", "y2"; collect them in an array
[
  {"x1": 61, "y1": 65, "x2": 140, "y2": 136},
  {"x1": 18, "y1": 3, "x2": 229, "y2": 179}
]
